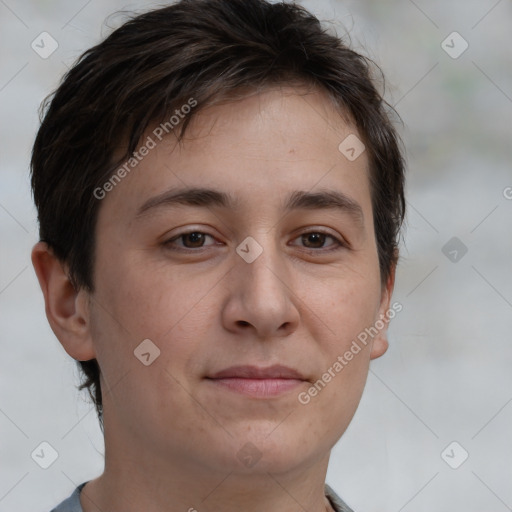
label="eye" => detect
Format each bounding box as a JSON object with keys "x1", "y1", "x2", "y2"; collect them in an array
[
  {"x1": 291, "y1": 230, "x2": 346, "y2": 252},
  {"x1": 163, "y1": 230, "x2": 217, "y2": 250},
  {"x1": 163, "y1": 229, "x2": 346, "y2": 253}
]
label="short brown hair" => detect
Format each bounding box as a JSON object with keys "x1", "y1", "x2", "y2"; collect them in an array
[{"x1": 31, "y1": 0, "x2": 406, "y2": 426}]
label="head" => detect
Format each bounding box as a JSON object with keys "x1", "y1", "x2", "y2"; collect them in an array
[{"x1": 31, "y1": 0, "x2": 405, "y2": 476}]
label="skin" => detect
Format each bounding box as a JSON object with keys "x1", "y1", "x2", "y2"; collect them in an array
[{"x1": 32, "y1": 85, "x2": 395, "y2": 512}]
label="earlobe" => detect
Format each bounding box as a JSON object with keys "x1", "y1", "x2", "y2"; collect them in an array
[
  {"x1": 369, "y1": 334, "x2": 389, "y2": 360},
  {"x1": 31, "y1": 242, "x2": 96, "y2": 361},
  {"x1": 369, "y1": 260, "x2": 397, "y2": 360}
]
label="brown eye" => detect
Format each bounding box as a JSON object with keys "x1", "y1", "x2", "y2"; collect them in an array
[
  {"x1": 180, "y1": 232, "x2": 207, "y2": 248},
  {"x1": 293, "y1": 231, "x2": 345, "y2": 251},
  {"x1": 164, "y1": 231, "x2": 216, "y2": 250},
  {"x1": 301, "y1": 232, "x2": 328, "y2": 249}
]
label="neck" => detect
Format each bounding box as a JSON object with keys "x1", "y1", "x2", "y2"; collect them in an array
[
  {"x1": 80, "y1": 395, "x2": 336, "y2": 512},
  {"x1": 80, "y1": 428, "x2": 333, "y2": 512}
]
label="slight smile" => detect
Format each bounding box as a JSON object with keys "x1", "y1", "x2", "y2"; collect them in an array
[{"x1": 205, "y1": 365, "x2": 309, "y2": 398}]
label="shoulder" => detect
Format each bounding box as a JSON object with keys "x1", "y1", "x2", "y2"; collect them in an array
[
  {"x1": 48, "y1": 482, "x2": 88, "y2": 512},
  {"x1": 325, "y1": 483, "x2": 356, "y2": 512}
]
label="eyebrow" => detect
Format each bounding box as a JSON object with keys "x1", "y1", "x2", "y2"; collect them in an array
[{"x1": 135, "y1": 186, "x2": 364, "y2": 227}]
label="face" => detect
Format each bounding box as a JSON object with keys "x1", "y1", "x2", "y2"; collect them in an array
[{"x1": 85, "y1": 86, "x2": 394, "y2": 476}]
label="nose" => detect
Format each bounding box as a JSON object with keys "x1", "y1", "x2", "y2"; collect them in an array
[{"x1": 221, "y1": 237, "x2": 300, "y2": 340}]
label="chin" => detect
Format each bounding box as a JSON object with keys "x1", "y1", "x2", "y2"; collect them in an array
[{"x1": 215, "y1": 425, "x2": 331, "y2": 476}]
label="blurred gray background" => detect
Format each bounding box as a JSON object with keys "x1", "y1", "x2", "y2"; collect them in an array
[{"x1": 1, "y1": 0, "x2": 511, "y2": 511}]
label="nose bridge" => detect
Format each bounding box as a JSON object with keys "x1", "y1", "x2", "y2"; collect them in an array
[
  {"x1": 229, "y1": 230, "x2": 295, "y2": 336},
  {"x1": 238, "y1": 231, "x2": 287, "y2": 301}
]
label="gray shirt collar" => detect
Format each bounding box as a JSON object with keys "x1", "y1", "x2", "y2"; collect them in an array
[{"x1": 50, "y1": 481, "x2": 355, "y2": 512}]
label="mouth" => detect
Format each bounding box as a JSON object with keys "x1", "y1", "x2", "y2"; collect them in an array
[{"x1": 205, "y1": 364, "x2": 308, "y2": 398}]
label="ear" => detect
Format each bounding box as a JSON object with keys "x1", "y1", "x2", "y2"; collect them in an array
[
  {"x1": 369, "y1": 259, "x2": 397, "y2": 360},
  {"x1": 31, "y1": 241, "x2": 96, "y2": 361}
]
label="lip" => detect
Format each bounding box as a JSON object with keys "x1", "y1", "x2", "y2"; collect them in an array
[
  {"x1": 206, "y1": 365, "x2": 308, "y2": 398},
  {"x1": 209, "y1": 364, "x2": 305, "y2": 380}
]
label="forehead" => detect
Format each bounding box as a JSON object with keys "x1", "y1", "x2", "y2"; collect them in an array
[{"x1": 99, "y1": 86, "x2": 372, "y2": 225}]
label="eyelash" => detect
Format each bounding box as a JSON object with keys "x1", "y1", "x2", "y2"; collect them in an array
[{"x1": 163, "y1": 229, "x2": 346, "y2": 253}]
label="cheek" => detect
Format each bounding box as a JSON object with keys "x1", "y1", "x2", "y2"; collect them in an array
[
  {"x1": 89, "y1": 265, "x2": 214, "y2": 440},
  {"x1": 310, "y1": 270, "x2": 382, "y2": 345},
  {"x1": 90, "y1": 253, "x2": 215, "y2": 384},
  {"x1": 94, "y1": 250, "x2": 196, "y2": 337},
  {"x1": 302, "y1": 328, "x2": 373, "y2": 444},
  {"x1": 301, "y1": 271, "x2": 381, "y2": 413}
]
